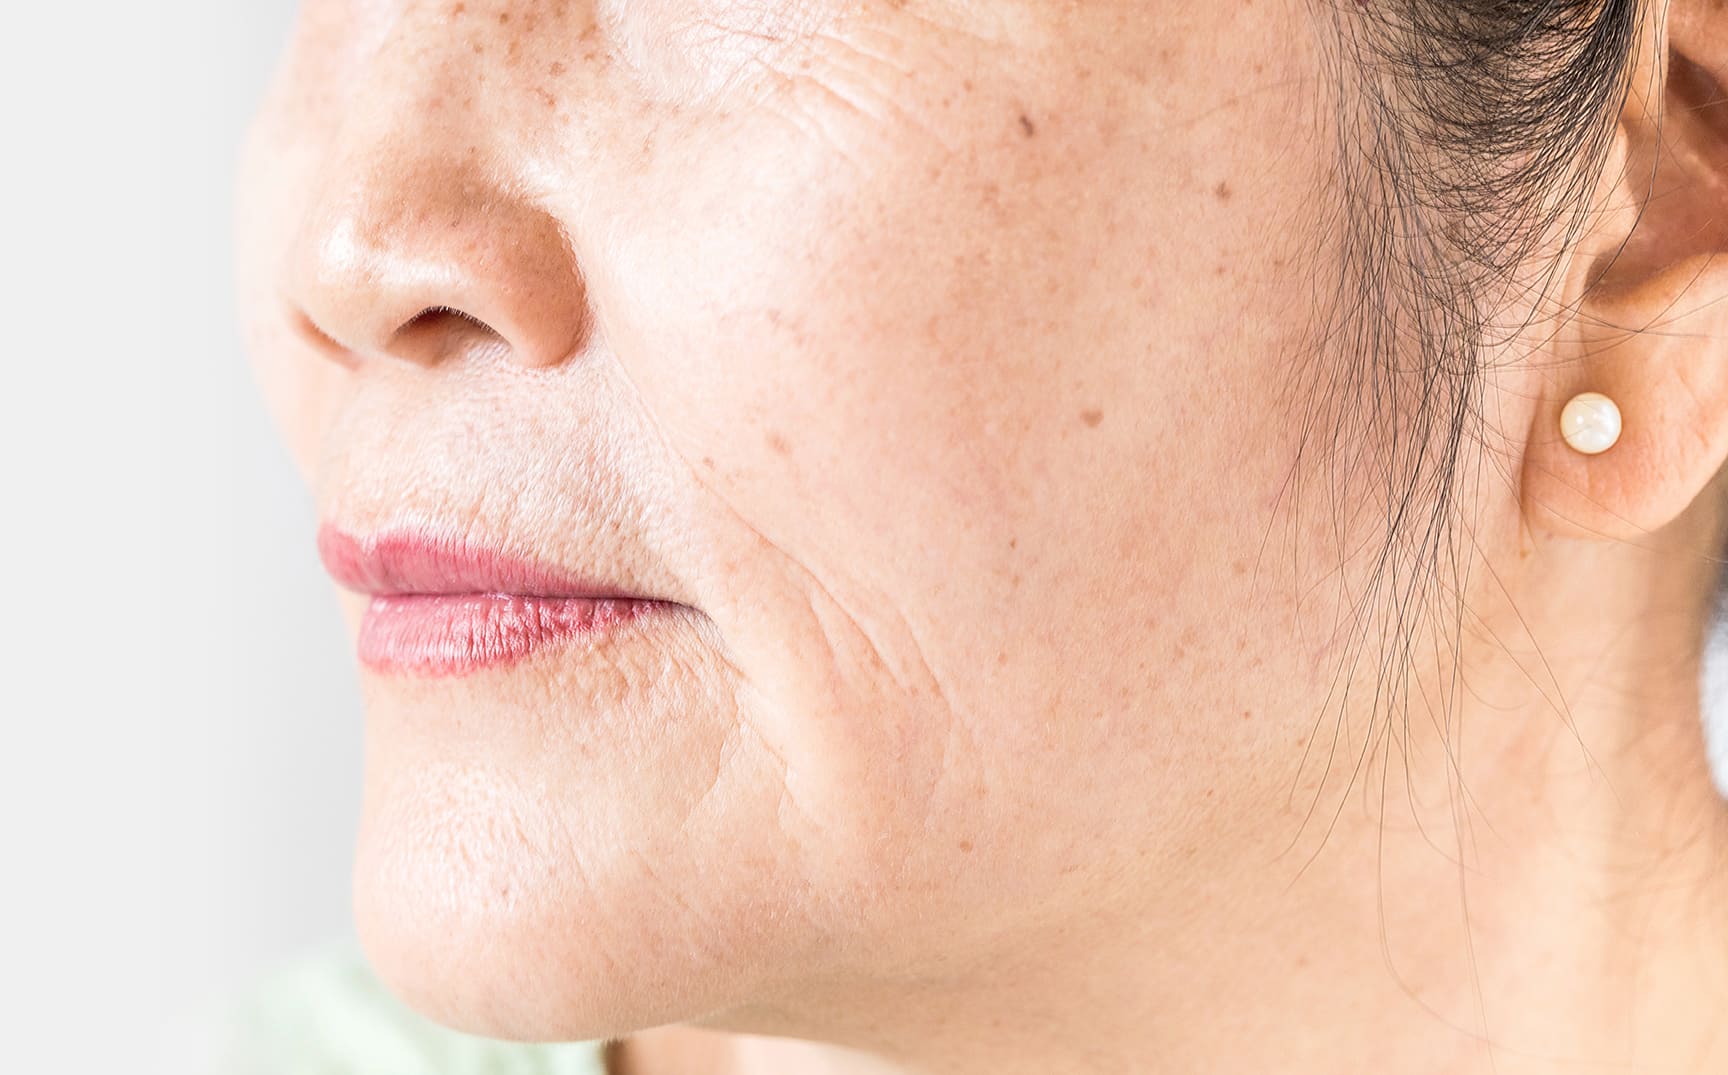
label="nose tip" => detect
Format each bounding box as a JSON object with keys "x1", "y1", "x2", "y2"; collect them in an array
[{"x1": 284, "y1": 163, "x2": 589, "y2": 371}]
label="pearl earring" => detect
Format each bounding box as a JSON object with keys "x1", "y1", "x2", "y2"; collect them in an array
[{"x1": 1560, "y1": 392, "x2": 1622, "y2": 456}]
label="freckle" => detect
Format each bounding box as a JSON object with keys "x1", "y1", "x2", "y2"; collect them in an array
[
  {"x1": 997, "y1": 652, "x2": 1009, "y2": 665},
  {"x1": 1214, "y1": 265, "x2": 1227, "y2": 277},
  {"x1": 1242, "y1": 710, "x2": 1253, "y2": 720},
  {"x1": 1018, "y1": 113, "x2": 1036, "y2": 137},
  {"x1": 1080, "y1": 408, "x2": 1104, "y2": 428},
  {"x1": 767, "y1": 431, "x2": 791, "y2": 456},
  {"x1": 702, "y1": 456, "x2": 716, "y2": 469},
  {"x1": 1232, "y1": 559, "x2": 1248, "y2": 576},
  {"x1": 959, "y1": 840, "x2": 974, "y2": 853},
  {"x1": 498, "y1": 10, "x2": 510, "y2": 22},
  {"x1": 1009, "y1": 538, "x2": 1018, "y2": 550},
  {"x1": 550, "y1": 61, "x2": 566, "y2": 76},
  {"x1": 1214, "y1": 181, "x2": 1233, "y2": 202},
  {"x1": 471, "y1": 41, "x2": 482, "y2": 54},
  {"x1": 963, "y1": 78, "x2": 974, "y2": 91},
  {"x1": 452, "y1": 1, "x2": 464, "y2": 12}
]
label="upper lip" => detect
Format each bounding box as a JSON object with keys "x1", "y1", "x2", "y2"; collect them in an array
[{"x1": 317, "y1": 524, "x2": 653, "y2": 599}]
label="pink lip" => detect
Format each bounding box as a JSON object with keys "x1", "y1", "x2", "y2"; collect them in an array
[{"x1": 316, "y1": 525, "x2": 669, "y2": 677}]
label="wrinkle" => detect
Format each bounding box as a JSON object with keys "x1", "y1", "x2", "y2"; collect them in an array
[
  {"x1": 743, "y1": 19, "x2": 964, "y2": 159},
  {"x1": 667, "y1": 425, "x2": 964, "y2": 842}
]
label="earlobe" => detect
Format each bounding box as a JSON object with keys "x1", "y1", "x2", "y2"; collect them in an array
[{"x1": 1523, "y1": 251, "x2": 1728, "y2": 542}]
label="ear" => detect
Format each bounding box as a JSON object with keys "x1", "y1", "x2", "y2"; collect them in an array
[{"x1": 1522, "y1": 3, "x2": 1728, "y2": 542}]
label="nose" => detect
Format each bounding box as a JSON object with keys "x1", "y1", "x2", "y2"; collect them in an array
[{"x1": 280, "y1": 36, "x2": 589, "y2": 371}]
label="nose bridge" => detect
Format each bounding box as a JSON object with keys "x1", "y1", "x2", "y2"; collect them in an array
[{"x1": 283, "y1": 1, "x2": 590, "y2": 370}]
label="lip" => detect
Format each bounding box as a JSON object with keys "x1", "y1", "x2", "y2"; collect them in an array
[{"x1": 316, "y1": 524, "x2": 673, "y2": 677}]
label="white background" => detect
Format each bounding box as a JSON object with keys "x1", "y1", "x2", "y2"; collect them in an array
[
  {"x1": 5, "y1": 3, "x2": 1724, "y2": 1072},
  {"x1": 156, "y1": 0, "x2": 367, "y2": 1061},
  {"x1": 7, "y1": 3, "x2": 360, "y2": 1071}
]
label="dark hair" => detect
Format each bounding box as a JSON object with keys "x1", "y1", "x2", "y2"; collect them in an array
[{"x1": 1284, "y1": 0, "x2": 1649, "y2": 827}]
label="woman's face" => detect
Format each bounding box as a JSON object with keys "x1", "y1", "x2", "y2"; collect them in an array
[{"x1": 236, "y1": 0, "x2": 1410, "y2": 1039}]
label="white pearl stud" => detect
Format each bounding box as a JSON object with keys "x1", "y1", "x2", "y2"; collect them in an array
[{"x1": 1560, "y1": 392, "x2": 1623, "y2": 456}]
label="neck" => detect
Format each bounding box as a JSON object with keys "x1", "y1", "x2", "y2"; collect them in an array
[{"x1": 617, "y1": 514, "x2": 1728, "y2": 1075}]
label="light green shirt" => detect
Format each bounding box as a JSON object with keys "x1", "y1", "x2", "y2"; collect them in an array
[{"x1": 222, "y1": 945, "x2": 610, "y2": 1075}]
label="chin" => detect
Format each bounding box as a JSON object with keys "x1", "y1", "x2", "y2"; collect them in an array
[{"x1": 346, "y1": 754, "x2": 810, "y2": 1043}]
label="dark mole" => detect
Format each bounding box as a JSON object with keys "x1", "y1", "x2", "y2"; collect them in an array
[
  {"x1": 1213, "y1": 181, "x2": 1233, "y2": 202},
  {"x1": 1018, "y1": 113, "x2": 1036, "y2": 137},
  {"x1": 499, "y1": 11, "x2": 510, "y2": 23},
  {"x1": 1080, "y1": 408, "x2": 1104, "y2": 428}
]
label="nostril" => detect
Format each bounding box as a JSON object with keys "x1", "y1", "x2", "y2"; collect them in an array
[
  {"x1": 287, "y1": 303, "x2": 360, "y2": 370},
  {"x1": 388, "y1": 305, "x2": 512, "y2": 367}
]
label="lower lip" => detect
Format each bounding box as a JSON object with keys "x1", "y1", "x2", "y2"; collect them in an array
[{"x1": 357, "y1": 593, "x2": 668, "y2": 677}]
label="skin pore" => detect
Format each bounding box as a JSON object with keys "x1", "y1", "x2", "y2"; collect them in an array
[{"x1": 235, "y1": 1, "x2": 1728, "y2": 1073}]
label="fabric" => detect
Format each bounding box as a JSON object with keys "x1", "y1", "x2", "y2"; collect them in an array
[{"x1": 219, "y1": 944, "x2": 610, "y2": 1075}]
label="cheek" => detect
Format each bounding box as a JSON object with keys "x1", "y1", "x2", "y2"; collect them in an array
[
  {"x1": 233, "y1": 28, "x2": 370, "y2": 486},
  {"x1": 235, "y1": 131, "x2": 324, "y2": 478},
  {"x1": 589, "y1": 36, "x2": 1337, "y2": 854}
]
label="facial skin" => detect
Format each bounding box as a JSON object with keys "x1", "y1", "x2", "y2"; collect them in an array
[{"x1": 236, "y1": 2, "x2": 1728, "y2": 1073}]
